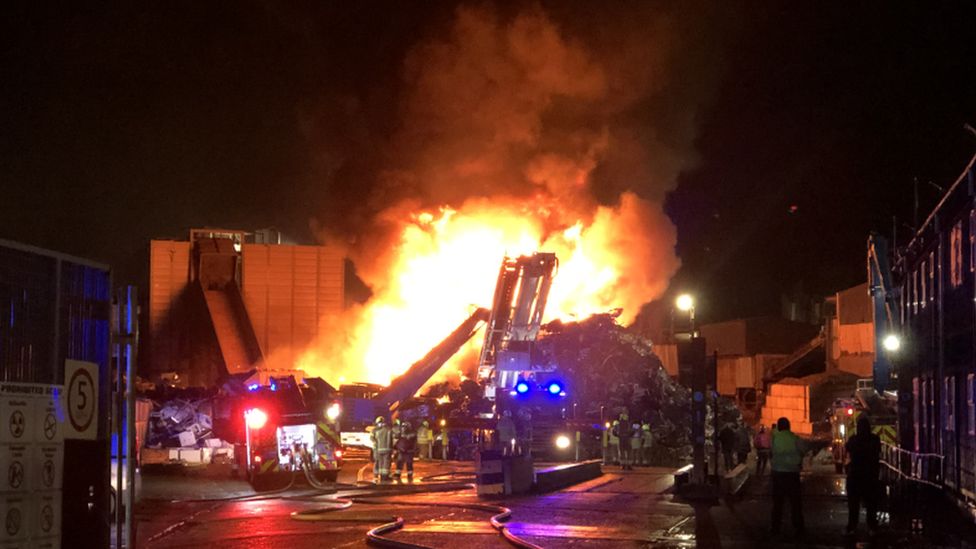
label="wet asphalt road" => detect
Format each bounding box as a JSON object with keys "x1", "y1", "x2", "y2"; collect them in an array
[
  {"x1": 134, "y1": 458, "x2": 976, "y2": 548},
  {"x1": 134, "y1": 459, "x2": 690, "y2": 548}
]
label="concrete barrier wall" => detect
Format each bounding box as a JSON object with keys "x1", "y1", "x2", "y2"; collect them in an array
[{"x1": 761, "y1": 382, "x2": 812, "y2": 434}]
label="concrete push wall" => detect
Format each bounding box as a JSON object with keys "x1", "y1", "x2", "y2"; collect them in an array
[
  {"x1": 148, "y1": 240, "x2": 191, "y2": 377},
  {"x1": 760, "y1": 382, "x2": 812, "y2": 434},
  {"x1": 147, "y1": 238, "x2": 345, "y2": 383},
  {"x1": 241, "y1": 243, "x2": 344, "y2": 371}
]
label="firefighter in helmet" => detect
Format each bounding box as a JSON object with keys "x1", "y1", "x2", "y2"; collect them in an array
[
  {"x1": 640, "y1": 422, "x2": 654, "y2": 466},
  {"x1": 615, "y1": 413, "x2": 635, "y2": 470},
  {"x1": 608, "y1": 420, "x2": 620, "y2": 465},
  {"x1": 497, "y1": 410, "x2": 517, "y2": 456},
  {"x1": 370, "y1": 416, "x2": 393, "y2": 483},
  {"x1": 417, "y1": 420, "x2": 433, "y2": 460},
  {"x1": 393, "y1": 419, "x2": 418, "y2": 482}
]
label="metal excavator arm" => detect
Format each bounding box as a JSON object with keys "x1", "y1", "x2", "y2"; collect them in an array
[{"x1": 372, "y1": 307, "x2": 491, "y2": 415}]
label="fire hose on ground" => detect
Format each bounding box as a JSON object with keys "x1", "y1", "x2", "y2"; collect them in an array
[
  {"x1": 155, "y1": 448, "x2": 539, "y2": 548},
  {"x1": 289, "y1": 489, "x2": 542, "y2": 549},
  {"x1": 288, "y1": 456, "x2": 539, "y2": 548}
]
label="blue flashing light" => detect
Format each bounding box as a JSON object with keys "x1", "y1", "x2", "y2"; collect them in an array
[
  {"x1": 547, "y1": 381, "x2": 562, "y2": 395},
  {"x1": 270, "y1": 382, "x2": 277, "y2": 392},
  {"x1": 247, "y1": 383, "x2": 259, "y2": 392},
  {"x1": 515, "y1": 381, "x2": 530, "y2": 395}
]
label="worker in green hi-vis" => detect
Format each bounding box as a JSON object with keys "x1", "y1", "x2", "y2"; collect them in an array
[{"x1": 770, "y1": 417, "x2": 807, "y2": 537}]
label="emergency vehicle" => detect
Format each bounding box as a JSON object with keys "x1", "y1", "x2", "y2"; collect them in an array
[
  {"x1": 829, "y1": 379, "x2": 898, "y2": 473},
  {"x1": 237, "y1": 375, "x2": 344, "y2": 489}
]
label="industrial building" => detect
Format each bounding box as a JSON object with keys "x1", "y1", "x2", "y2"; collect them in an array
[
  {"x1": 146, "y1": 229, "x2": 344, "y2": 386},
  {"x1": 894, "y1": 152, "x2": 976, "y2": 511}
]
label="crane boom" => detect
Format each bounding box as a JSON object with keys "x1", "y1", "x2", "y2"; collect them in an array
[
  {"x1": 476, "y1": 253, "x2": 558, "y2": 397},
  {"x1": 867, "y1": 232, "x2": 899, "y2": 392}
]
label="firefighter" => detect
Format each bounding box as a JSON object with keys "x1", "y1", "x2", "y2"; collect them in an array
[
  {"x1": 497, "y1": 410, "x2": 517, "y2": 456},
  {"x1": 629, "y1": 421, "x2": 642, "y2": 466},
  {"x1": 391, "y1": 418, "x2": 402, "y2": 468},
  {"x1": 417, "y1": 420, "x2": 433, "y2": 460},
  {"x1": 370, "y1": 416, "x2": 393, "y2": 483},
  {"x1": 439, "y1": 419, "x2": 449, "y2": 460},
  {"x1": 393, "y1": 419, "x2": 418, "y2": 482},
  {"x1": 640, "y1": 422, "x2": 654, "y2": 466},
  {"x1": 615, "y1": 414, "x2": 635, "y2": 470},
  {"x1": 608, "y1": 420, "x2": 620, "y2": 465},
  {"x1": 601, "y1": 422, "x2": 611, "y2": 464},
  {"x1": 516, "y1": 407, "x2": 533, "y2": 457}
]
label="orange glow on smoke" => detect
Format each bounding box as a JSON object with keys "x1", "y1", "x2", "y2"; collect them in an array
[{"x1": 296, "y1": 192, "x2": 676, "y2": 388}]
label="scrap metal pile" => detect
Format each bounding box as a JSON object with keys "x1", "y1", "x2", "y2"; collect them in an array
[
  {"x1": 421, "y1": 312, "x2": 741, "y2": 465},
  {"x1": 146, "y1": 398, "x2": 217, "y2": 448},
  {"x1": 536, "y1": 313, "x2": 742, "y2": 464}
]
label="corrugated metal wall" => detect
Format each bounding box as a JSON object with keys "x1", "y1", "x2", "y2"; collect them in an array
[
  {"x1": 148, "y1": 240, "x2": 190, "y2": 376},
  {"x1": 0, "y1": 240, "x2": 113, "y2": 547},
  {"x1": 241, "y1": 244, "x2": 343, "y2": 370}
]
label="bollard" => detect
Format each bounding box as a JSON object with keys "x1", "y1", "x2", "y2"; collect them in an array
[
  {"x1": 575, "y1": 431, "x2": 581, "y2": 462},
  {"x1": 476, "y1": 450, "x2": 505, "y2": 495}
]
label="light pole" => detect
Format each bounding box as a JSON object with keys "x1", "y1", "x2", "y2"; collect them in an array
[{"x1": 676, "y1": 293, "x2": 696, "y2": 337}]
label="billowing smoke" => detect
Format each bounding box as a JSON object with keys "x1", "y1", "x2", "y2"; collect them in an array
[{"x1": 293, "y1": 2, "x2": 724, "y2": 385}]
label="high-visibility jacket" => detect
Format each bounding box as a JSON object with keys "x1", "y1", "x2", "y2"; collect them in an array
[
  {"x1": 371, "y1": 425, "x2": 393, "y2": 453},
  {"x1": 608, "y1": 425, "x2": 620, "y2": 445},
  {"x1": 771, "y1": 429, "x2": 805, "y2": 472},
  {"x1": 417, "y1": 425, "x2": 433, "y2": 444},
  {"x1": 630, "y1": 424, "x2": 643, "y2": 449},
  {"x1": 641, "y1": 427, "x2": 654, "y2": 447}
]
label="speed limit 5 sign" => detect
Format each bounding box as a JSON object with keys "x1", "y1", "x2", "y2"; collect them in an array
[{"x1": 63, "y1": 360, "x2": 98, "y2": 441}]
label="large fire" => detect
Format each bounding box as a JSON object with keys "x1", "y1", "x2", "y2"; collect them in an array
[
  {"x1": 296, "y1": 191, "x2": 677, "y2": 387},
  {"x1": 291, "y1": 4, "x2": 696, "y2": 387}
]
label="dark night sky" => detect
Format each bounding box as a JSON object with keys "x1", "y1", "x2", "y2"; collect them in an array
[{"x1": 3, "y1": 3, "x2": 976, "y2": 323}]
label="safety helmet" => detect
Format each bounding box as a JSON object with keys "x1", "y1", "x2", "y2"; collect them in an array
[
  {"x1": 612, "y1": 420, "x2": 620, "y2": 426},
  {"x1": 642, "y1": 424, "x2": 650, "y2": 431},
  {"x1": 620, "y1": 413, "x2": 629, "y2": 421},
  {"x1": 394, "y1": 418, "x2": 401, "y2": 425},
  {"x1": 422, "y1": 420, "x2": 429, "y2": 427},
  {"x1": 375, "y1": 416, "x2": 385, "y2": 425}
]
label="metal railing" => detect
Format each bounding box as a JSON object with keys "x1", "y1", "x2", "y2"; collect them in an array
[{"x1": 880, "y1": 442, "x2": 944, "y2": 489}]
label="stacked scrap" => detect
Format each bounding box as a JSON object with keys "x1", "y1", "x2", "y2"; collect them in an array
[
  {"x1": 537, "y1": 313, "x2": 742, "y2": 465},
  {"x1": 147, "y1": 399, "x2": 216, "y2": 447}
]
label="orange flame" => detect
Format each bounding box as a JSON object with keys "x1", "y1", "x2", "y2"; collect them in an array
[{"x1": 298, "y1": 192, "x2": 677, "y2": 387}]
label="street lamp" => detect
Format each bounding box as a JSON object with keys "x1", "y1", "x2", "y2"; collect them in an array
[
  {"x1": 882, "y1": 334, "x2": 901, "y2": 352},
  {"x1": 675, "y1": 293, "x2": 696, "y2": 336}
]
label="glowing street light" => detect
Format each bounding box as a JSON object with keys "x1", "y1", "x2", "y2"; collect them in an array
[
  {"x1": 672, "y1": 293, "x2": 697, "y2": 338},
  {"x1": 882, "y1": 334, "x2": 901, "y2": 352}
]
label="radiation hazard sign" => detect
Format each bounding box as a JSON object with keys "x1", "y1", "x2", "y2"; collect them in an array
[{"x1": 0, "y1": 374, "x2": 69, "y2": 543}]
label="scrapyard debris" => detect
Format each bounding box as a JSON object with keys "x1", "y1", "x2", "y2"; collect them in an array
[
  {"x1": 146, "y1": 398, "x2": 225, "y2": 451},
  {"x1": 535, "y1": 313, "x2": 741, "y2": 465},
  {"x1": 418, "y1": 312, "x2": 741, "y2": 465}
]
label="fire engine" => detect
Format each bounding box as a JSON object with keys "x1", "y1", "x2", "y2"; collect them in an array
[{"x1": 237, "y1": 375, "x2": 344, "y2": 490}]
